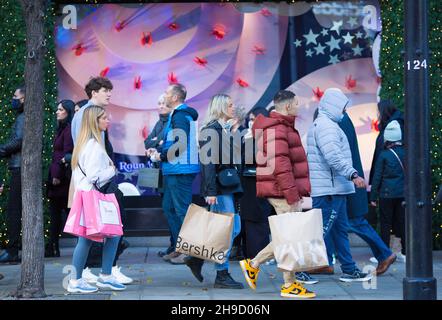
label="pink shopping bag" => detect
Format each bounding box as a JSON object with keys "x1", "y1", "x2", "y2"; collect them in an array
[
  {"x1": 63, "y1": 191, "x2": 104, "y2": 242},
  {"x1": 81, "y1": 189, "x2": 123, "y2": 238}
]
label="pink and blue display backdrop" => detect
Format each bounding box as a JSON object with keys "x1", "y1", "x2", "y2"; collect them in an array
[{"x1": 56, "y1": 2, "x2": 381, "y2": 196}]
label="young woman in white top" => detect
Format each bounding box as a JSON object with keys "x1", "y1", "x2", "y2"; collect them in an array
[{"x1": 67, "y1": 105, "x2": 126, "y2": 293}]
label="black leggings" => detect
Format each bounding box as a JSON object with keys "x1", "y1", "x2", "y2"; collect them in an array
[
  {"x1": 379, "y1": 198, "x2": 406, "y2": 255},
  {"x1": 48, "y1": 196, "x2": 68, "y2": 248}
]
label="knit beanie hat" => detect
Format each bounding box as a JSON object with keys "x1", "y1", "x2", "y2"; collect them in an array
[{"x1": 384, "y1": 120, "x2": 402, "y2": 142}]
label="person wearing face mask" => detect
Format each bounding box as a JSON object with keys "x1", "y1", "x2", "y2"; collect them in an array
[
  {"x1": 0, "y1": 85, "x2": 25, "y2": 264},
  {"x1": 45, "y1": 100, "x2": 75, "y2": 258},
  {"x1": 305, "y1": 88, "x2": 372, "y2": 283}
]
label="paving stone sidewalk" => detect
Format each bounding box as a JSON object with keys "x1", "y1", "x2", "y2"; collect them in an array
[{"x1": 1, "y1": 243, "x2": 441, "y2": 300}]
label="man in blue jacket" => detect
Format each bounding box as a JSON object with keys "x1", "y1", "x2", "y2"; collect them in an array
[{"x1": 148, "y1": 83, "x2": 200, "y2": 265}]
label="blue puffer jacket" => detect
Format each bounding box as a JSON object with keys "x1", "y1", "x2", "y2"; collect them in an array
[
  {"x1": 307, "y1": 89, "x2": 357, "y2": 197},
  {"x1": 160, "y1": 104, "x2": 200, "y2": 175}
]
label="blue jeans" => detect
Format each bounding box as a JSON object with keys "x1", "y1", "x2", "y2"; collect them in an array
[
  {"x1": 348, "y1": 216, "x2": 393, "y2": 262},
  {"x1": 312, "y1": 195, "x2": 356, "y2": 274},
  {"x1": 162, "y1": 174, "x2": 196, "y2": 247},
  {"x1": 210, "y1": 194, "x2": 241, "y2": 271},
  {"x1": 72, "y1": 236, "x2": 121, "y2": 279}
]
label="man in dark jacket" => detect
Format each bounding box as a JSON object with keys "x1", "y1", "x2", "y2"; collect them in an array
[
  {"x1": 144, "y1": 94, "x2": 173, "y2": 258},
  {"x1": 339, "y1": 112, "x2": 396, "y2": 275},
  {"x1": 147, "y1": 83, "x2": 200, "y2": 265},
  {"x1": 144, "y1": 94, "x2": 171, "y2": 151},
  {"x1": 0, "y1": 85, "x2": 25, "y2": 264}
]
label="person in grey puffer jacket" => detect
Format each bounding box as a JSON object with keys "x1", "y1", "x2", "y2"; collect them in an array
[
  {"x1": 306, "y1": 88, "x2": 372, "y2": 282},
  {"x1": 0, "y1": 85, "x2": 25, "y2": 263}
]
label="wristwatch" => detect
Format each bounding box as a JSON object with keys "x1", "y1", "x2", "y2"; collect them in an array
[{"x1": 350, "y1": 172, "x2": 359, "y2": 180}]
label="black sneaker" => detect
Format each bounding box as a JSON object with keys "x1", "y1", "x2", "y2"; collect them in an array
[
  {"x1": 214, "y1": 270, "x2": 244, "y2": 289},
  {"x1": 295, "y1": 272, "x2": 319, "y2": 284},
  {"x1": 184, "y1": 257, "x2": 204, "y2": 282},
  {"x1": 339, "y1": 269, "x2": 373, "y2": 282}
]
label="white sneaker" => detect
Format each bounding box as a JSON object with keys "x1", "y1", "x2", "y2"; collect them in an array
[
  {"x1": 67, "y1": 278, "x2": 98, "y2": 294},
  {"x1": 370, "y1": 257, "x2": 378, "y2": 264},
  {"x1": 396, "y1": 253, "x2": 406, "y2": 263},
  {"x1": 82, "y1": 267, "x2": 99, "y2": 284},
  {"x1": 112, "y1": 266, "x2": 133, "y2": 284},
  {"x1": 96, "y1": 274, "x2": 126, "y2": 291}
]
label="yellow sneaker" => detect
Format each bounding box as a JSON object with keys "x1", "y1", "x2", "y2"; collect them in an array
[
  {"x1": 239, "y1": 259, "x2": 260, "y2": 290},
  {"x1": 280, "y1": 281, "x2": 316, "y2": 299}
]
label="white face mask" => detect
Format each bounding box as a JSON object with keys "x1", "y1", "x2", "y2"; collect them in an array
[{"x1": 248, "y1": 120, "x2": 254, "y2": 128}]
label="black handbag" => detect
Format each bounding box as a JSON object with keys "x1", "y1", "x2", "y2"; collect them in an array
[
  {"x1": 217, "y1": 167, "x2": 241, "y2": 187},
  {"x1": 78, "y1": 164, "x2": 118, "y2": 194}
]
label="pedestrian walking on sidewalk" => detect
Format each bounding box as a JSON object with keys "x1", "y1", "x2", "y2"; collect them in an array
[
  {"x1": 185, "y1": 94, "x2": 244, "y2": 289},
  {"x1": 338, "y1": 112, "x2": 397, "y2": 275},
  {"x1": 70, "y1": 77, "x2": 132, "y2": 285},
  {"x1": 144, "y1": 94, "x2": 174, "y2": 258},
  {"x1": 45, "y1": 100, "x2": 75, "y2": 258},
  {"x1": 239, "y1": 90, "x2": 316, "y2": 299},
  {"x1": 370, "y1": 120, "x2": 406, "y2": 262},
  {"x1": 306, "y1": 88, "x2": 373, "y2": 283},
  {"x1": 0, "y1": 85, "x2": 25, "y2": 264},
  {"x1": 146, "y1": 84, "x2": 200, "y2": 265},
  {"x1": 66, "y1": 106, "x2": 126, "y2": 294}
]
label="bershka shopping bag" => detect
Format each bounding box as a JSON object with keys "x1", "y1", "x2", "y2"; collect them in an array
[
  {"x1": 175, "y1": 204, "x2": 234, "y2": 264},
  {"x1": 269, "y1": 209, "x2": 328, "y2": 272},
  {"x1": 81, "y1": 189, "x2": 123, "y2": 238},
  {"x1": 63, "y1": 191, "x2": 104, "y2": 242}
]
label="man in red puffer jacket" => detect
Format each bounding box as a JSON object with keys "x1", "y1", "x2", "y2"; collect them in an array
[{"x1": 239, "y1": 90, "x2": 316, "y2": 299}]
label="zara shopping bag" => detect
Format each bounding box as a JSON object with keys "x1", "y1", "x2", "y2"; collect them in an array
[
  {"x1": 269, "y1": 209, "x2": 328, "y2": 272},
  {"x1": 175, "y1": 204, "x2": 234, "y2": 264},
  {"x1": 81, "y1": 189, "x2": 123, "y2": 238},
  {"x1": 63, "y1": 191, "x2": 104, "y2": 242}
]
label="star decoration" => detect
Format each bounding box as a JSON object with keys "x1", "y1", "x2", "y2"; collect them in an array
[
  {"x1": 314, "y1": 43, "x2": 326, "y2": 55},
  {"x1": 122, "y1": 172, "x2": 135, "y2": 180},
  {"x1": 342, "y1": 32, "x2": 354, "y2": 44},
  {"x1": 294, "y1": 39, "x2": 303, "y2": 47},
  {"x1": 325, "y1": 35, "x2": 342, "y2": 53},
  {"x1": 306, "y1": 49, "x2": 314, "y2": 57},
  {"x1": 303, "y1": 29, "x2": 319, "y2": 45},
  {"x1": 330, "y1": 20, "x2": 343, "y2": 34},
  {"x1": 320, "y1": 28, "x2": 329, "y2": 37},
  {"x1": 347, "y1": 17, "x2": 359, "y2": 28},
  {"x1": 352, "y1": 44, "x2": 364, "y2": 56},
  {"x1": 328, "y1": 55, "x2": 340, "y2": 65},
  {"x1": 355, "y1": 31, "x2": 364, "y2": 39}
]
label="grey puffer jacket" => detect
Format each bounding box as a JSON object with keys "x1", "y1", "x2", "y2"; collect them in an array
[
  {"x1": 0, "y1": 112, "x2": 24, "y2": 169},
  {"x1": 307, "y1": 89, "x2": 357, "y2": 197}
]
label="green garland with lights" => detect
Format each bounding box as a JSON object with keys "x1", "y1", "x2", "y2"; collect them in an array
[
  {"x1": 0, "y1": 0, "x2": 57, "y2": 246},
  {"x1": 379, "y1": 0, "x2": 442, "y2": 249}
]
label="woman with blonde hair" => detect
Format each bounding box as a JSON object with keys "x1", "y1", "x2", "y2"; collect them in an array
[
  {"x1": 67, "y1": 105, "x2": 126, "y2": 293},
  {"x1": 185, "y1": 94, "x2": 244, "y2": 289}
]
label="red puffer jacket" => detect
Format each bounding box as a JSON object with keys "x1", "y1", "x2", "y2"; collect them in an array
[{"x1": 252, "y1": 112, "x2": 311, "y2": 204}]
